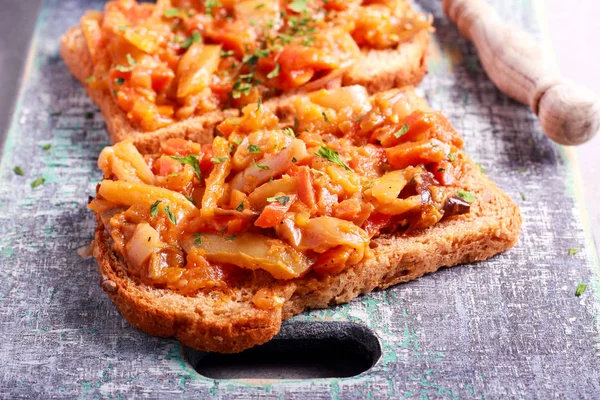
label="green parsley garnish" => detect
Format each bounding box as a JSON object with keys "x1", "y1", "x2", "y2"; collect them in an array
[
  {"x1": 437, "y1": 168, "x2": 445, "y2": 172},
  {"x1": 225, "y1": 234, "x2": 236, "y2": 241},
  {"x1": 185, "y1": 195, "x2": 196, "y2": 205},
  {"x1": 42, "y1": 144, "x2": 51, "y2": 151},
  {"x1": 205, "y1": 0, "x2": 221, "y2": 18},
  {"x1": 248, "y1": 144, "x2": 261, "y2": 154},
  {"x1": 520, "y1": 193, "x2": 526, "y2": 201},
  {"x1": 363, "y1": 181, "x2": 374, "y2": 189},
  {"x1": 232, "y1": 137, "x2": 243, "y2": 145},
  {"x1": 220, "y1": 50, "x2": 235, "y2": 58},
  {"x1": 322, "y1": 111, "x2": 330, "y2": 123},
  {"x1": 293, "y1": 117, "x2": 299, "y2": 133},
  {"x1": 164, "y1": 205, "x2": 177, "y2": 224},
  {"x1": 448, "y1": 153, "x2": 456, "y2": 162},
  {"x1": 292, "y1": 157, "x2": 297, "y2": 163},
  {"x1": 575, "y1": 283, "x2": 587, "y2": 297},
  {"x1": 252, "y1": 162, "x2": 270, "y2": 170},
  {"x1": 267, "y1": 195, "x2": 290, "y2": 205},
  {"x1": 518, "y1": 168, "x2": 527, "y2": 173},
  {"x1": 181, "y1": 31, "x2": 202, "y2": 49},
  {"x1": 150, "y1": 200, "x2": 161, "y2": 217},
  {"x1": 31, "y1": 177, "x2": 45, "y2": 189},
  {"x1": 193, "y1": 233, "x2": 203, "y2": 246},
  {"x1": 236, "y1": 202, "x2": 244, "y2": 212},
  {"x1": 283, "y1": 127, "x2": 295, "y2": 137},
  {"x1": 85, "y1": 112, "x2": 94, "y2": 120},
  {"x1": 315, "y1": 146, "x2": 352, "y2": 171},
  {"x1": 477, "y1": 163, "x2": 486, "y2": 173},
  {"x1": 394, "y1": 124, "x2": 409, "y2": 138},
  {"x1": 266, "y1": 63, "x2": 280, "y2": 79},
  {"x1": 85, "y1": 75, "x2": 96, "y2": 83},
  {"x1": 289, "y1": 0, "x2": 308, "y2": 13},
  {"x1": 117, "y1": 24, "x2": 127, "y2": 31},
  {"x1": 211, "y1": 157, "x2": 228, "y2": 164},
  {"x1": 164, "y1": 8, "x2": 180, "y2": 17},
  {"x1": 170, "y1": 155, "x2": 202, "y2": 180},
  {"x1": 256, "y1": 98, "x2": 262, "y2": 111},
  {"x1": 456, "y1": 189, "x2": 475, "y2": 203},
  {"x1": 13, "y1": 166, "x2": 24, "y2": 176},
  {"x1": 114, "y1": 78, "x2": 125, "y2": 85},
  {"x1": 568, "y1": 248, "x2": 580, "y2": 256}
]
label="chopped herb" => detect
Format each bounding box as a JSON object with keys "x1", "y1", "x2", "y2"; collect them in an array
[
  {"x1": 220, "y1": 50, "x2": 235, "y2": 58},
  {"x1": 13, "y1": 166, "x2": 24, "y2": 176},
  {"x1": 164, "y1": 8, "x2": 180, "y2": 17},
  {"x1": 437, "y1": 168, "x2": 445, "y2": 172},
  {"x1": 248, "y1": 144, "x2": 261, "y2": 154},
  {"x1": 205, "y1": 0, "x2": 221, "y2": 18},
  {"x1": 293, "y1": 117, "x2": 299, "y2": 133},
  {"x1": 31, "y1": 177, "x2": 45, "y2": 189},
  {"x1": 267, "y1": 195, "x2": 290, "y2": 205},
  {"x1": 355, "y1": 115, "x2": 364, "y2": 123},
  {"x1": 113, "y1": 89, "x2": 118, "y2": 97},
  {"x1": 456, "y1": 189, "x2": 476, "y2": 203},
  {"x1": 42, "y1": 144, "x2": 51, "y2": 151},
  {"x1": 315, "y1": 146, "x2": 352, "y2": 171},
  {"x1": 266, "y1": 63, "x2": 280, "y2": 79},
  {"x1": 117, "y1": 24, "x2": 127, "y2": 31},
  {"x1": 236, "y1": 202, "x2": 244, "y2": 211},
  {"x1": 322, "y1": 111, "x2": 330, "y2": 123},
  {"x1": 255, "y1": 3, "x2": 265, "y2": 9},
  {"x1": 115, "y1": 64, "x2": 133, "y2": 72},
  {"x1": 448, "y1": 153, "x2": 456, "y2": 162},
  {"x1": 518, "y1": 168, "x2": 527, "y2": 173},
  {"x1": 409, "y1": 176, "x2": 416, "y2": 186},
  {"x1": 393, "y1": 124, "x2": 409, "y2": 138},
  {"x1": 252, "y1": 162, "x2": 270, "y2": 170},
  {"x1": 164, "y1": 205, "x2": 177, "y2": 224},
  {"x1": 292, "y1": 157, "x2": 297, "y2": 163},
  {"x1": 85, "y1": 112, "x2": 94, "y2": 120},
  {"x1": 170, "y1": 155, "x2": 202, "y2": 180},
  {"x1": 477, "y1": 163, "x2": 486, "y2": 173},
  {"x1": 568, "y1": 248, "x2": 580, "y2": 256},
  {"x1": 228, "y1": 144, "x2": 235, "y2": 153},
  {"x1": 363, "y1": 181, "x2": 374, "y2": 189},
  {"x1": 520, "y1": 193, "x2": 526, "y2": 201},
  {"x1": 85, "y1": 75, "x2": 96, "y2": 83},
  {"x1": 256, "y1": 98, "x2": 262, "y2": 111},
  {"x1": 114, "y1": 78, "x2": 125, "y2": 85},
  {"x1": 232, "y1": 137, "x2": 242, "y2": 145},
  {"x1": 283, "y1": 127, "x2": 295, "y2": 137},
  {"x1": 211, "y1": 157, "x2": 228, "y2": 164},
  {"x1": 575, "y1": 283, "x2": 587, "y2": 297},
  {"x1": 49, "y1": 111, "x2": 61, "y2": 117},
  {"x1": 289, "y1": 0, "x2": 308, "y2": 13},
  {"x1": 181, "y1": 31, "x2": 202, "y2": 49},
  {"x1": 185, "y1": 195, "x2": 196, "y2": 205},
  {"x1": 193, "y1": 233, "x2": 203, "y2": 246},
  {"x1": 150, "y1": 200, "x2": 161, "y2": 217},
  {"x1": 167, "y1": 172, "x2": 179, "y2": 178},
  {"x1": 225, "y1": 234, "x2": 236, "y2": 241}
]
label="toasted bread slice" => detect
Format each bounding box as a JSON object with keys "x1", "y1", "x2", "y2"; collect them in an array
[
  {"x1": 93, "y1": 158, "x2": 521, "y2": 353},
  {"x1": 60, "y1": 26, "x2": 429, "y2": 153}
]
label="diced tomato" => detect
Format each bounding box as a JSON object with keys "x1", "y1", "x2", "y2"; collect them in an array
[
  {"x1": 199, "y1": 144, "x2": 215, "y2": 175},
  {"x1": 259, "y1": 46, "x2": 338, "y2": 90},
  {"x1": 361, "y1": 212, "x2": 391, "y2": 238},
  {"x1": 160, "y1": 138, "x2": 202, "y2": 156},
  {"x1": 430, "y1": 160, "x2": 457, "y2": 186},
  {"x1": 151, "y1": 67, "x2": 175, "y2": 92},
  {"x1": 386, "y1": 139, "x2": 450, "y2": 170},
  {"x1": 255, "y1": 195, "x2": 297, "y2": 228},
  {"x1": 290, "y1": 166, "x2": 316, "y2": 211},
  {"x1": 375, "y1": 111, "x2": 463, "y2": 149},
  {"x1": 153, "y1": 155, "x2": 183, "y2": 176},
  {"x1": 205, "y1": 23, "x2": 256, "y2": 58},
  {"x1": 322, "y1": 0, "x2": 348, "y2": 11}
]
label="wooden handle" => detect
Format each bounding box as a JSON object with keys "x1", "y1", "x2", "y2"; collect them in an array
[{"x1": 442, "y1": 0, "x2": 600, "y2": 145}]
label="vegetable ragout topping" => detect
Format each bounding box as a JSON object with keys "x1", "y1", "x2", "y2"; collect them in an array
[
  {"x1": 89, "y1": 86, "x2": 473, "y2": 298},
  {"x1": 81, "y1": 0, "x2": 432, "y2": 131}
]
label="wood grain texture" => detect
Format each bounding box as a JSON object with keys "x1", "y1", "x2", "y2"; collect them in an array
[
  {"x1": 443, "y1": 0, "x2": 600, "y2": 145},
  {"x1": 0, "y1": 0, "x2": 599, "y2": 398}
]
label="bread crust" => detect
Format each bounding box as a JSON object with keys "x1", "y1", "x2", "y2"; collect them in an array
[
  {"x1": 94, "y1": 159, "x2": 521, "y2": 353},
  {"x1": 60, "y1": 26, "x2": 429, "y2": 153}
]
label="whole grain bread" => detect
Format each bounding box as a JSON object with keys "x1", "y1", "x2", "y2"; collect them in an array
[
  {"x1": 93, "y1": 158, "x2": 521, "y2": 353},
  {"x1": 60, "y1": 26, "x2": 429, "y2": 153}
]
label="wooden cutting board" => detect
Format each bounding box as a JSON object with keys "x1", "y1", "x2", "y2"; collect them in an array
[{"x1": 1, "y1": 0, "x2": 599, "y2": 398}]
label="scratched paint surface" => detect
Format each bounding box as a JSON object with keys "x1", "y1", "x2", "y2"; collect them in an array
[{"x1": 0, "y1": 0, "x2": 599, "y2": 398}]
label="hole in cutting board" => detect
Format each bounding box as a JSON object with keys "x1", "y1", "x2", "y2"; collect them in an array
[{"x1": 183, "y1": 321, "x2": 381, "y2": 380}]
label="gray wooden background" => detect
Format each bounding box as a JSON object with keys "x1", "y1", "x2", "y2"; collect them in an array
[{"x1": 0, "y1": 0, "x2": 599, "y2": 398}]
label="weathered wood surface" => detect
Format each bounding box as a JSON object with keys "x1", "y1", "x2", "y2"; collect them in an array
[{"x1": 0, "y1": 0, "x2": 599, "y2": 398}]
